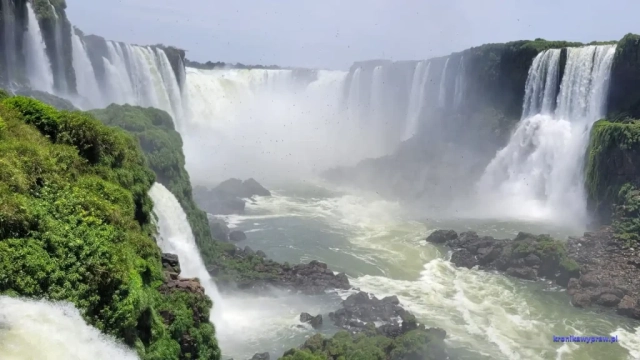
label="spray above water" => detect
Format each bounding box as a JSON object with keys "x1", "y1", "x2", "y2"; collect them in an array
[
  {"x1": 476, "y1": 45, "x2": 616, "y2": 225},
  {"x1": 0, "y1": 296, "x2": 139, "y2": 360}
]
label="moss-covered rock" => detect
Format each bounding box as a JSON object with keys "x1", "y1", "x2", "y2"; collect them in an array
[
  {"x1": 280, "y1": 327, "x2": 448, "y2": 360},
  {"x1": 0, "y1": 95, "x2": 219, "y2": 359},
  {"x1": 585, "y1": 119, "x2": 640, "y2": 224},
  {"x1": 89, "y1": 104, "x2": 217, "y2": 266},
  {"x1": 608, "y1": 34, "x2": 640, "y2": 119}
]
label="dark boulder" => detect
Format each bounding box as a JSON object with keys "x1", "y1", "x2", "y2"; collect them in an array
[
  {"x1": 299, "y1": 312, "x2": 323, "y2": 329},
  {"x1": 208, "y1": 215, "x2": 230, "y2": 241},
  {"x1": 328, "y1": 291, "x2": 407, "y2": 331},
  {"x1": 426, "y1": 229, "x2": 458, "y2": 244},
  {"x1": 161, "y1": 253, "x2": 181, "y2": 274},
  {"x1": 229, "y1": 230, "x2": 247, "y2": 242},
  {"x1": 193, "y1": 178, "x2": 270, "y2": 215},
  {"x1": 249, "y1": 353, "x2": 270, "y2": 360}
]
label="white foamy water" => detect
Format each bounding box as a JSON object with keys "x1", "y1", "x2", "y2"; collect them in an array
[
  {"x1": 149, "y1": 182, "x2": 224, "y2": 322},
  {"x1": 224, "y1": 185, "x2": 640, "y2": 360},
  {"x1": 149, "y1": 182, "x2": 340, "y2": 358},
  {"x1": 0, "y1": 296, "x2": 139, "y2": 360},
  {"x1": 23, "y1": 2, "x2": 54, "y2": 93},
  {"x1": 477, "y1": 45, "x2": 616, "y2": 227}
]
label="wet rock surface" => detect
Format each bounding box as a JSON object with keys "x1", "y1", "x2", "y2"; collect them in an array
[
  {"x1": 428, "y1": 230, "x2": 580, "y2": 286},
  {"x1": 566, "y1": 227, "x2": 640, "y2": 319},
  {"x1": 194, "y1": 178, "x2": 271, "y2": 215},
  {"x1": 248, "y1": 353, "x2": 270, "y2": 360},
  {"x1": 299, "y1": 312, "x2": 323, "y2": 329},
  {"x1": 329, "y1": 291, "x2": 409, "y2": 332},
  {"x1": 429, "y1": 227, "x2": 640, "y2": 320},
  {"x1": 209, "y1": 244, "x2": 350, "y2": 295}
]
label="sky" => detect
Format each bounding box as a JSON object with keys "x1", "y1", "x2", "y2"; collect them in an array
[{"x1": 66, "y1": 0, "x2": 639, "y2": 70}]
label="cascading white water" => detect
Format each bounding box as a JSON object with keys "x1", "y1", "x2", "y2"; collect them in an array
[
  {"x1": 0, "y1": 296, "x2": 139, "y2": 360},
  {"x1": 182, "y1": 67, "x2": 411, "y2": 184},
  {"x1": 23, "y1": 1, "x2": 54, "y2": 93},
  {"x1": 453, "y1": 55, "x2": 465, "y2": 108},
  {"x1": 403, "y1": 61, "x2": 431, "y2": 140},
  {"x1": 148, "y1": 182, "x2": 224, "y2": 324},
  {"x1": 476, "y1": 45, "x2": 616, "y2": 225},
  {"x1": 346, "y1": 67, "x2": 363, "y2": 122},
  {"x1": 522, "y1": 49, "x2": 562, "y2": 118},
  {"x1": 438, "y1": 58, "x2": 450, "y2": 108},
  {"x1": 71, "y1": 30, "x2": 102, "y2": 108}
]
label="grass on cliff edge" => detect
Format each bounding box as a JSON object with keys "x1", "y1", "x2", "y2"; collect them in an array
[{"x1": 0, "y1": 93, "x2": 220, "y2": 360}]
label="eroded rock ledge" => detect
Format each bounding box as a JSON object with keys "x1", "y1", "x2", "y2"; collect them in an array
[
  {"x1": 566, "y1": 227, "x2": 640, "y2": 319},
  {"x1": 427, "y1": 228, "x2": 640, "y2": 320},
  {"x1": 281, "y1": 290, "x2": 450, "y2": 360},
  {"x1": 207, "y1": 244, "x2": 350, "y2": 295}
]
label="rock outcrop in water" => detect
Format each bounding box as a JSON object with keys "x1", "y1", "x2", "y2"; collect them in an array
[
  {"x1": 208, "y1": 244, "x2": 350, "y2": 294},
  {"x1": 282, "y1": 292, "x2": 450, "y2": 360},
  {"x1": 329, "y1": 291, "x2": 412, "y2": 333},
  {"x1": 426, "y1": 230, "x2": 580, "y2": 286},
  {"x1": 429, "y1": 228, "x2": 640, "y2": 320},
  {"x1": 194, "y1": 178, "x2": 271, "y2": 215}
]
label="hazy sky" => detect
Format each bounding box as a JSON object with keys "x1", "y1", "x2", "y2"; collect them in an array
[{"x1": 67, "y1": 0, "x2": 638, "y2": 70}]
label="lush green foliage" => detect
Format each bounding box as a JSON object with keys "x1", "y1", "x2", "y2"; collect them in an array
[
  {"x1": 511, "y1": 233, "x2": 579, "y2": 273},
  {"x1": 586, "y1": 119, "x2": 640, "y2": 224},
  {"x1": 90, "y1": 105, "x2": 218, "y2": 266},
  {"x1": 280, "y1": 328, "x2": 448, "y2": 360},
  {"x1": 612, "y1": 184, "x2": 640, "y2": 245},
  {"x1": 0, "y1": 96, "x2": 219, "y2": 359}
]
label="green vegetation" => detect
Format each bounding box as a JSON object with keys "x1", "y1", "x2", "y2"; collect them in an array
[
  {"x1": 511, "y1": 233, "x2": 579, "y2": 274},
  {"x1": 280, "y1": 327, "x2": 448, "y2": 360},
  {"x1": 0, "y1": 96, "x2": 219, "y2": 359},
  {"x1": 612, "y1": 184, "x2": 640, "y2": 245},
  {"x1": 90, "y1": 105, "x2": 218, "y2": 266},
  {"x1": 586, "y1": 119, "x2": 640, "y2": 223}
]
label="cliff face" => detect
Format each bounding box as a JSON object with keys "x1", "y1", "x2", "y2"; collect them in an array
[
  {"x1": 586, "y1": 120, "x2": 640, "y2": 225},
  {"x1": 325, "y1": 39, "x2": 585, "y2": 202},
  {"x1": 607, "y1": 34, "x2": 640, "y2": 119},
  {"x1": 0, "y1": 93, "x2": 220, "y2": 359},
  {"x1": 0, "y1": 0, "x2": 186, "y2": 96}
]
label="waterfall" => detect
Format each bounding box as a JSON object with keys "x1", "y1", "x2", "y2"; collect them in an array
[
  {"x1": 477, "y1": 45, "x2": 617, "y2": 224},
  {"x1": 453, "y1": 55, "x2": 465, "y2": 108},
  {"x1": 49, "y1": 4, "x2": 69, "y2": 94},
  {"x1": 438, "y1": 58, "x2": 450, "y2": 108},
  {"x1": 182, "y1": 67, "x2": 401, "y2": 183},
  {"x1": 71, "y1": 30, "x2": 102, "y2": 108},
  {"x1": 24, "y1": 1, "x2": 54, "y2": 93},
  {"x1": 403, "y1": 61, "x2": 431, "y2": 140},
  {"x1": 148, "y1": 182, "x2": 224, "y2": 324},
  {"x1": 347, "y1": 67, "x2": 362, "y2": 122},
  {"x1": 2, "y1": 0, "x2": 17, "y2": 86},
  {"x1": 0, "y1": 296, "x2": 139, "y2": 360},
  {"x1": 522, "y1": 49, "x2": 561, "y2": 118},
  {"x1": 88, "y1": 41, "x2": 180, "y2": 119}
]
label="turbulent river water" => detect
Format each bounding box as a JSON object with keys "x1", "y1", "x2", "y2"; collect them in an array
[{"x1": 211, "y1": 181, "x2": 640, "y2": 360}]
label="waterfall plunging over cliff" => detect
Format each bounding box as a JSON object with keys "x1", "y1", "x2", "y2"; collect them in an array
[
  {"x1": 24, "y1": 1, "x2": 53, "y2": 93},
  {"x1": 477, "y1": 45, "x2": 617, "y2": 224},
  {"x1": 149, "y1": 182, "x2": 224, "y2": 324},
  {"x1": 0, "y1": 296, "x2": 139, "y2": 360}
]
